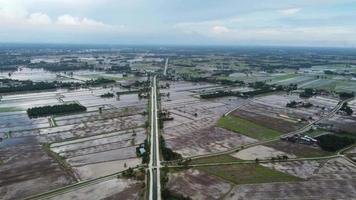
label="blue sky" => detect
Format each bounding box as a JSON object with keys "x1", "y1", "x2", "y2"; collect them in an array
[{"x1": 0, "y1": 0, "x2": 356, "y2": 47}]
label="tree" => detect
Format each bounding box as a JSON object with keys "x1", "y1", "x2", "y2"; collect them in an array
[{"x1": 341, "y1": 102, "x2": 353, "y2": 116}]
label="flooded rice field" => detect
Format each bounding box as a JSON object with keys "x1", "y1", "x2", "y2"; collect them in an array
[
  {"x1": 0, "y1": 82, "x2": 148, "y2": 199},
  {"x1": 161, "y1": 81, "x2": 251, "y2": 157}
]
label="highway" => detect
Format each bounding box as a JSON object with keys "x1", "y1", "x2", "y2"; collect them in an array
[{"x1": 149, "y1": 75, "x2": 161, "y2": 200}]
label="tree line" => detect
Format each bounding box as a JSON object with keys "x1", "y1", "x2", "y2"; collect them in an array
[
  {"x1": 27, "y1": 103, "x2": 87, "y2": 118},
  {"x1": 0, "y1": 78, "x2": 115, "y2": 94}
]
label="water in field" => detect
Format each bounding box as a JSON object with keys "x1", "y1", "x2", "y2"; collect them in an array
[
  {"x1": 0, "y1": 67, "x2": 122, "y2": 82},
  {"x1": 0, "y1": 137, "x2": 27, "y2": 148},
  {"x1": 0, "y1": 68, "x2": 57, "y2": 81}
]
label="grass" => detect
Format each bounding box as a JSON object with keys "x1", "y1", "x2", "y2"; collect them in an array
[
  {"x1": 217, "y1": 115, "x2": 283, "y2": 140},
  {"x1": 80, "y1": 74, "x2": 128, "y2": 81},
  {"x1": 304, "y1": 129, "x2": 330, "y2": 138},
  {"x1": 265, "y1": 140, "x2": 334, "y2": 158},
  {"x1": 272, "y1": 73, "x2": 299, "y2": 82},
  {"x1": 0, "y1": 107, "x2": 23, "y2": 113},
  {"x1": 197, "y1": 164, "x2": 302, "y2": 185},
  {"x1": 335, "y1": 132, "x2": 356, "y2": 140},
  {"x1": 190, "y1": 154, "x2": 240, "y2": 165}
]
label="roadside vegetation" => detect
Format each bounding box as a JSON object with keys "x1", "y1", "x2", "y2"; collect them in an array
[
  {"x1": 160, "y1": 136, "x2": 182, "y2": 161},
  {"x1": 217, "y1": 115, "x2": 282, "y2": 140},
  {"x1": 190, "y1": 155, "x2": 240, "y2": 165},
  {"x1": 161, "y1": 166, "x2": 192, "y2": 200}
]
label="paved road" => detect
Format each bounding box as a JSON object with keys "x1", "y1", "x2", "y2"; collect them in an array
[
  {"x1": 149, "y1": 76, "x2": 161, "y2": 200},
  {"x1": 163, "y1": 58, "x2": 169, "y2": 76}
]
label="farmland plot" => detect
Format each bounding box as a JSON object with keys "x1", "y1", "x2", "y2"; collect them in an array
[
  {"x1": 161, "y1": 81, "x2": 250, "y2": 157},
  {"x1": 232, "y1": 94, "x2": 338, "y2": 134},
  {"x1": 0, "y1": 140, "x2": 75, "y2": 200},
  {"x1": 48, "y1": 178, "x2": 144, "y2": 200},
  {"x1": 166, "y1": 169, "x2": 232, "y2": 200},
  {"x1": 224, "y1": 157, "x2": 356, "y2": 200}
]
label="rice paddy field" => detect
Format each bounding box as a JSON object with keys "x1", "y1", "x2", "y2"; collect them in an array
[{"x1": 0, "y1": 81, "x2": 148, "y2": 199}]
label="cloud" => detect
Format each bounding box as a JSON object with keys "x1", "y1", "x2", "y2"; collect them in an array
[
  {"x1": 212, "y1": 26, "x2": 230, "y2": 34},
  {"x1": 56, "y1": 15, "x2": 106, "y2": 27},
  {"x1": 177, "y1": 24, "x2": 356, "y2": 46},
  {"x1": 56, "y1": 15, "x2": 79, "y2": 26},
  {"x1": 279, "y1": 8, "x2": 301, "y2": 15},
  {"x1": 28, "y1": 12, "x2": 51, "y2": 25}
]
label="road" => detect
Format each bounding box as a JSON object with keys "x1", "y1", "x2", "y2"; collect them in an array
[
  {"x1": 149, "y1": 75, "x2": 161, "y2": 200},
  {"x1": 163, "y1": 58, "x2": 169, "y2": 76}
]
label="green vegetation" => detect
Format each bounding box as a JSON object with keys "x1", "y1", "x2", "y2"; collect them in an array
[
  {"x1": 199, "y1": 81, "x2": 290, "y2": 99},
  {"x1": 299, "y1": 88, "x2": 316, "y2": 98},
  {"x1": 0, "y1": 78, "x2": 116, "y2": 94},
  {"x1": 48, "y1": 116, "x2": 58, "y2": 127},
  {"x1": 110, "y1": 64, "x2": 131, "y2": 73},
  {"x1": 85, "y1": 78, "x2": 116, "y2": 86},
  {"x1": 339, "y1": 92, "x2": 355, "y2": 99},
  {"x1": 197, "y1": 164, "x2": 302, "y2": 185},
  {"x1": 265, "y1": 140, "x2": 333, "y2": 158},
  {"x1": 190, "y1": 154, "x2": 240, "y2": 165},
  {"x1": 304, "y1": 129, "x2": 329, "y2": 138},
  {"x1": 0, "y1": 79, "x2": 63, "y2": 93},
  {"x1": 4, "y1": 131, "x2": 12, "y2": 139},
  {"x1": 161, "y1": 166, "x2": 192, "y2": 200},
  {"x1": 286, "y1": 101, "x2": 312, "y2": 108},
  {"x1": 42, "y1": 143, "x2": 75, "y2": 178},
  {"x1": 27, "y1": 103, "x2": 86, "y2": 118},
  {"x1": 317, "y1": 134, "x2": 355, "y2": 152},
  {"x1": 100, "y1": 92, "x2": 114, "y2": 98},
  {"x1": 162, "y1": 190, "x2": 192, "y2": 200},
  {"x1": 340, "y1": 102, "x2": 353, "y2": 115},
  {"x1": 272, "y1": 73, "x2": 299, "y2": 82},
  {"x1": 160, "y1": 136, "x2": 182, "y2": 161},
  {"x1": 136, "y1": 139, "x2": 150, "y2": 164},
  {"x1": 0, "y1": 107, "x2": 22, "y2": 113},
  {"x1": 0, "y1": 57, "x2": 29, "y2": 67},
  {"x1": 116, "y1": 90, "x2": 140, "y2": 96},
  {"x1": 217, "y1": 115, "x2": 282, "y2": 140},
  {"x1": 121, "y1": 167, "x2": 135, "y2": 178},
  {"x1": 28, "y1": 60, "x2": 95, "y2": 71}
]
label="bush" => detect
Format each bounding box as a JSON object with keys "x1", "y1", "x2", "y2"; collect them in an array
[
  {"x1": 100, "y1": 92, "x2": 114, "y2": 98},
  {"x1": 341, "y1": 102, "x2": 353, "y2": 115},
  {"x1": 339, "y1": 92, "x2": 354, "y2": 99},
  {"x1": 299, "y1": 88, "x2": 315, "y2": 98},
  {"x1": 160, "y1": 136, "x2": 182, "y2": 161}
]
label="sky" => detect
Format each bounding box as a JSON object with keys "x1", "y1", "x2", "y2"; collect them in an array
[{"x1": 0, "y1": 0, "x2": 356, "y2": 47}]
